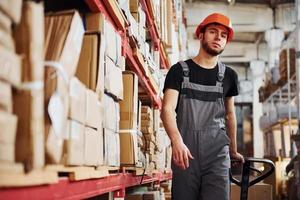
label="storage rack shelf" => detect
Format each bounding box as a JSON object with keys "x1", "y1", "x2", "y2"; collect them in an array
[
  {"x1": 0, "y1": 1, "x2": 172, "y2": 199},
  {"x1": 85, "y1": 0, "x2": 169, "y2": 109},
  {"x1": 263, "y1": 74, "x2": 297, "y2": 105},
  {"x1": 0, "y1": 172, "x2": 172, "y2": 200}
]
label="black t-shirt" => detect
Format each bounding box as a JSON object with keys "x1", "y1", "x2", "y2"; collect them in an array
[{"x1": 163, "y1": 59, "x2": 239, "y2": 97}]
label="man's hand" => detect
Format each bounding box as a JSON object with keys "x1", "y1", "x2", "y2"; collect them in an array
[
  {"x1": 172, "y1": 140, "x2": 194, "y2": 170},
  {"x1": 230, "y1": 151, "x2": 244, "y2": 166}
]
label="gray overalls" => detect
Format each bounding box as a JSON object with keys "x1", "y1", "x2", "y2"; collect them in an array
[{"x1": 171, "y1": 61, "x2": 231, "y2": 200}]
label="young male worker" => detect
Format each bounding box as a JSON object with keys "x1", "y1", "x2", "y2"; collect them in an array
[{"x1": 161, "y1": 13, "x2": 244, "y2": 200}]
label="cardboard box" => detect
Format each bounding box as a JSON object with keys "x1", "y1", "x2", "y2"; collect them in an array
[
  {"x1": 141, "y1": 113, "x2": 152, "y2": 121},
  {"x1": 156, "y1": 149, "x2": 166, "y2": 171},
  {"x1": 45, "y1": 124, "x2": 65, "y2": 164},
  {"x1": 131, "y1": 7, "x2": 146, "y2": 41},
  {"x1": 103, "y1": 94, "x2": 120, "y2": 132},
  {"x1": 141, "y1": 126, "x2": 154, "y2": 134},
  {"x1": 119, "y1": 56, "x2": 126, "y2": 71},
  {"x1": 62, "y1": 120, "x2": 85, "y2": 166},
  {"x1": 165, "y1": 146, "x2": 172, "y2": 170},
  {"x1": 45, "y1": 10, "x2": 84, "y2": 78},
  {"x1": 119, "y1": 130, "x2": 139, "y2": 165},
  {"x1": 104, "y1": 56, "x2": 123, "y2": 100},
  {"x1": 0, "y1": 11, "x2": 12, "y2": 34},
  {"x1": 125, "y1": 193, "x2": 143, "y2": 200},
  {"x1": 104, "y1": 128, "x2": 120, "y2": 167},
  {"x1": 13, "y1": 87, "x2": 45, "y2": 171},
  {"x1": 142, "y1": 106, "x2": 152, "y2": 114},
  {"x1": 13, "y1": 2, "x2": 44, "y2": 82},
  {"x1": 86, "y1": 89, "x2": 102, "y2": 129},
  {"x1": 137, "y1": 100, "x2": 142, "y2": 131},
  {"x1": 0, "y1": 45, "x2": 22, "y2": 86},
  {"x1": 85, "y1": 13, "x2": 105, "y2": 33},
  {"x1": 144, "y1": 191, "x2": 161, "y2": 200},
  {"x1": 104, "y1": 21, "x2": 122, "y2": 66},
  {"x1": 120, "y1": 72, "x2": 138, "y2": 130},
  {"x1": 127, "y1": 13, "x2": 139, "y2": 40},
  {"x1": 69, "y1": 77, "x2": 86, "y2": 124},
  {"x1": 231, "y1": 183, "x2": 272, "y2": 200},
  {"x1": 129, "y1": 0, "x2": 139, "y2": 12},
  {"x1": 153, "y1": 109, "x2": 160, "y2": 134},
  {"x1": 0, "y1": 111, "x2": 17, "y2": 162},
  {"x1": 44, "y1": 67, "x2": 69, "y2": 164},
  {"x1": 0, "y1": 81, "x2": 12, "y2": 112},
  {"x1": 141, "y1": 120, "x2": 153, "y2": 128},
  {"x1": 0, "y1": 0, "x2": 22, "y2": 24},
  {"x1": 76, "y1": 32, "x2": 103, "y2": 94},
  {"x1": 144, "y1": 133, "x2": 156, "y2": 143},
  {"x1": 84, "y1": 127, "x2": 103, "y2": 166},
  {"x1": 105, "y1": 0, "x2": 127, "y2": 30},
  {"x1": 0, "y1": 30, "x2": 15, "y2": 51}
]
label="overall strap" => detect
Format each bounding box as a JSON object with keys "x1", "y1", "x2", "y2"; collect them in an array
[
  {"x1": 179, "y1": 61, "x2": 190, "y2": 83},
  {"x1": 216, "y1": 62, "x2": 226, "y2": 87}
]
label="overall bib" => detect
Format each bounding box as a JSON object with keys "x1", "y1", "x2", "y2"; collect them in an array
[{"x1": 171, "y1": 61, "x2": 231, "y2": 200}]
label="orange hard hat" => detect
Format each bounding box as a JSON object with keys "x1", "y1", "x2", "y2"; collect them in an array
[{"x1": 195, "y1": 13, "x2": 234, "y2": 42}]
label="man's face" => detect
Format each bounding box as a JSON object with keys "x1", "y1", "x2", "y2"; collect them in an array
[{"x1": 199, "y1": 23, "x2": 229, "y2": 56}]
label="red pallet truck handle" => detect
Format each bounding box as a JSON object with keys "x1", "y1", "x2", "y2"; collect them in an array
[{"x1": 230, "y1": 157, "x2": 275, "y2": 200}]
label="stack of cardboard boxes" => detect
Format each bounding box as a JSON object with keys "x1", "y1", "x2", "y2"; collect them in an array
[
  {"x1": 119, "y1": 72, "x2": 140, "y2": 167},
  {"x1": 141, "y1": 106, "x2": 156, "y2": 171},
  {"x1": 12, "y1": 1, "x2": 45, "y2": 172},
  {"x1": 44, "y1": 10, "x2": 87, "y2": 166},
  {"x1": 85, "y1": 12, "x2": 125, "y2": 167},
  {"x1": 0, "y1": 0, "x2": 173, "y2": 179},
  {"x1": 161, "y1": 182, "x2": 172, "y2": 200},
  {"x1": 0, "y1": 0, "x2": 21, "y2": 168},
  {"x1": 44, "y1": 10, "x2": 82, "y2": 166}
]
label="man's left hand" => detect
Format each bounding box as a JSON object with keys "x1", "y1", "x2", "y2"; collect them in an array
[{"x1": 230, "y1": 151, "x2": 244, "y2": 163}]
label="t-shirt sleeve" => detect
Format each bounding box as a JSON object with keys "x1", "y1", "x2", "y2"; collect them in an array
[
  {"x1": 163, "y1": 63, "x2": 183, "y2": 93},
  {"x1": 226, "y1": 68, "x2": 239, "y2": 97}
]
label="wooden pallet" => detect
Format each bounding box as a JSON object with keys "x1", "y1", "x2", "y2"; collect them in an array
[
  {"x1": 122, "y1": 166, "x2": 146, "y2": 176},
  {"x1": 96, "y1": 166, "x2": 120, "y2": 174},
  {"x1": 0, "y1": 162, "x2": 58, "y2": 187},
  {"x1": 45, "y1": 165, "x2": 110, "y2": 181}
]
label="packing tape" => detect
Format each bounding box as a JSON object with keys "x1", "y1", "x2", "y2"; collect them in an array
[
  {"x1": 16, "y1": 81, "x2": 44, "y2": 90},
  {"x1": 119, "y1": 129, "x2": 138, "y2": 134},
  {"x1": 44, "y1": 61, "x2": 69, "y2": 84}
]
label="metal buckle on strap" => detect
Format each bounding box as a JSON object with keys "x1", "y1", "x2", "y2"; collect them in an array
[{"x1": 183, "y1": 70, "x2": 189, "y2": 77}]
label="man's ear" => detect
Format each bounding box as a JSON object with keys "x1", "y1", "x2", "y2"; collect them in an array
[{"x1": 199, "y1": 32, "x2": 203, "y2": 41}]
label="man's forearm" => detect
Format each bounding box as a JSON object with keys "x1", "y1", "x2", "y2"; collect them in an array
[
  {"x1": 161, "y1": 108, "x2": 182, "y2": 145},
  {"x1": 226, "y1": 111, "x2": 237, "y2": 154}
]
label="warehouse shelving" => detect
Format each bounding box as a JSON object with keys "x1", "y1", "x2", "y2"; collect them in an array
[
  {"x1": 0, "y1": 0, "x2": 172, "y2": 199},
  {"x1": 0, "y1": 171, "x2": 172, "y2": 199},
  {"x1": 139, "y1": 0, "x2": 170, "y2": 69},
  {"x1": 85, "y1": 0, "x2": 171, "y2": 109}
]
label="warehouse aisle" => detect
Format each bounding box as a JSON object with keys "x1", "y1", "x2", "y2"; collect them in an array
[{"x1": 0, "y1": 0, "x2": 299, "y2": 199}]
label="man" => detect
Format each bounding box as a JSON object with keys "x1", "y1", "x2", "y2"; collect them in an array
[{"x1": 161, "y1": 13, "x2": 244, "y2": 200}]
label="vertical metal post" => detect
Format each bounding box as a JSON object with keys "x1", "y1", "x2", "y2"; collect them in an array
[
  {"x1": 296, "y1": 0, "x2": 300, "y2": 134},
  {"x1": 286, "y1": 48, "x2": 291, "y2": 158},
  {"x1": 295, "y1": 0, "x2": 300, "y2": 198}
]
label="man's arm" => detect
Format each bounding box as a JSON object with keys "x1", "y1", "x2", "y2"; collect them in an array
[
  {"x1": 161, "y1": 89, "x2": 194, "y2": 170},
  {"x1": 225, "y1": 96, "x2": 244, "y2": 162}
]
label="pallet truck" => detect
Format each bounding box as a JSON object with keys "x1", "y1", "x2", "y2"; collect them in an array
[{"x1": 230, "y1": 157, "x2": 275, "y2": 200}]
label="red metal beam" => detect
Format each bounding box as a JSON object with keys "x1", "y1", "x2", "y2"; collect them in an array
[
  {"x1": 0, "y1": 172, "x2": 172, "y2": 200},
  {"x1": 84, "y1": 0, "x2": 161, "y2": 108},
  {"x1": 124, "y1": 40, "x2": 162, "y2": 109},
  {"x1": 140, "y1": 0, "x2": 170, "y2": 69}
]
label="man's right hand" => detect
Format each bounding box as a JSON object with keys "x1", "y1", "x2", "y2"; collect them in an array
[{"x1": 172, "y1": 139, "x2": 194, "y2": 170}]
